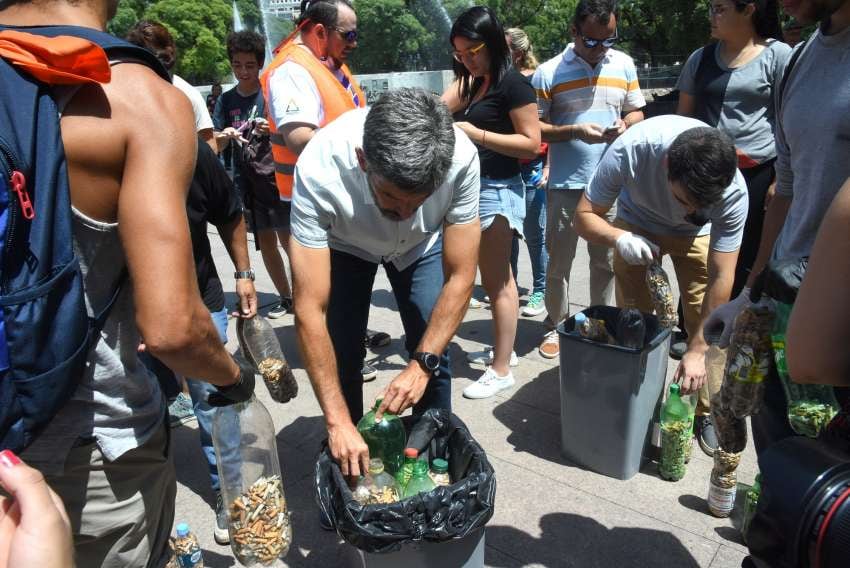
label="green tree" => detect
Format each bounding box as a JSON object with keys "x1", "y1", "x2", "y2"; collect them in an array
[
  {"x1": 236, "y1": 0, "x2": 263, "y2": 31},
  {"x1": 348, "y1": 0, "x2": 433, "y2": 73},
  {"x1": 618, "y1": 0, "x2": 710, "y2": 66},
  {"x1": 146, "y1": 0, "x2": 233, "y2": 83},
  {"x1": 107, "y1": 0, "x2": 150, "y2": 37}
]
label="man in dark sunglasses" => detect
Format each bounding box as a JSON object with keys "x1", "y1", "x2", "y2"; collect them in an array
[
  {"x1": 529, "y1": 0, "x2": 645, "y2": 361},
  {"x1": 263, "y1": 1, "x2": 391, "y2": 381}
]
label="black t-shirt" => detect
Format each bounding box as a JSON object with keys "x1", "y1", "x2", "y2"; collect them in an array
[
  {"x1": 212, "y1": 85, "x2": 266, "y2": 169},
  {"x1": 188, "y1": 143, "x2": 244, "y2": 312},
  {"x1": 453, "y1": 68, "x2": 536, "y2": 180}
]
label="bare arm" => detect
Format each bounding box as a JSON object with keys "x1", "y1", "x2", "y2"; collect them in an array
[
  {"x1": 676, "y1": 92, "x2": 696, "y2": 117},
  {"x1": 623, "y1": 109, "x2": 644, "y2": 127},
  {"x1": 573, "y1": 193, "x2": 623, "y2": 246},
  {"x1": 440, "y1": 80, "x2": 464, "y2": 114},
  {"x1": 457, "y1": 102, "x2": 540, "y2": 159},
  {"x1": 377, "y1": 219, "x2": 481, "y2": 417},
  {"x1": 280, "y1": 122, "x2": 317, "y2": 156},
  {"x1": 674, "y1": 248, "x2": 738, "y2": 393},
  {"x1": 290, "y1": 240, "x2": 369, "y2": 477},
  {"x1": 199, "y1": 128, "x2": 217, "y2": 154},
  {"x1": 217, "y1": 215, "x2": 257, "y2": 318},
  {"x1": 787, "y1": 179, "x2": 850, "y2": 386},
  {"x1": 115, "y1": 67, "x2": 239, "y2": 386},
  {"x1": 746, "y1": 193, "x2": 792, "y2": 287}
]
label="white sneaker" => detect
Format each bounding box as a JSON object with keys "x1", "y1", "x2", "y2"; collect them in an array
[
  {"x1": 463, "y1": 367, "x2": 516, "y2": 399},
  {"x1": 466, "y1": 348, "x2": 519, "y2": 367},
  {"x1": 468, "y1": 297, "x2": 483, "y2": 309}
]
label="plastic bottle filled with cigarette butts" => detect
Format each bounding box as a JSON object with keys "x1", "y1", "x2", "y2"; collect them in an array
[
  {"x1": 212, "y1": 396, "x2": 292, "y2": 566},
  {"x1": 237, "y1": 316, "x2": 298, "y2": 403}
]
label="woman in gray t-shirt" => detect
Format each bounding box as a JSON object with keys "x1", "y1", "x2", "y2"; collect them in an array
[{"x1": 676, "y1": 0, "x2": 790, "y2": 295}]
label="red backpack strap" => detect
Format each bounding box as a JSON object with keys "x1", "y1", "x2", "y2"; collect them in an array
[{"x1": 0, "y1": 29, "x2": 110, "y2": 85}]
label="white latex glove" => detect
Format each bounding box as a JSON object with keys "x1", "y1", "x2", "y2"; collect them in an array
[
  {"x1": 703, "y1": 287, "x2": 751, "y2": 348},
  {"x1": 615, "y1": 232, "x2": 659, "y2": 265}
]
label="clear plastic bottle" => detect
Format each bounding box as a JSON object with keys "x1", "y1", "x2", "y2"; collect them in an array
[
  {"x1": 236, "y1": 316, "x2": 298, "y2": 403},
  {"x1": 646, "y1": 262, "x2": 677, "y2": 329},
  {"x1": 721, "y1": 298, "x2": 776, "y2": 419},
  {"x1": 402, "y1": 460, "x2": 436, "y2": 498},
  {"x1": 574, "y1": 312, "x2": 615, "y2": 344},
  {"x1": 659, "y1": 384, "x2": 691, "y2": 481},
  {"x1": 742, "y1": 473, "x2": 762, "y2": 542},
  {"x1": 395, "y1": 448, "x2": 419, "y2": 492},
  {"x1": 707, "y1": 448, "x2": 742, "y2": 518},
  {"x1": 212, "y1": 396, "x2": 292, "y2": 566},
  {"x1": 353, "y1": 458, "x2": 401, "y2": 505},
  {"x1": 771, "y1": 301, "x2": 841, "y2": 437},
  {"x1": 356, "y1": 399, "x2": 407, "y2": 475},
  {"x1": 173, "y1": 523, "x2": 204, "y2": 568},
  {"x1": 429, "y1": 458, "x2": 451, "y2": 487}
]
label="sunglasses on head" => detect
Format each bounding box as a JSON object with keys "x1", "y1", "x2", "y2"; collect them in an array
[
  {"x1": 332, "y1": 26, "x2": 358, "y2": 43},
  {"x1": 452, "y1": 42, "x2": 486, "y2": 63},
  {"x1": 578, "y1": 30, "x2": 618, "y2": 49}
]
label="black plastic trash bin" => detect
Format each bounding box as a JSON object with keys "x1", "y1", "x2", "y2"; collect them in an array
[{"x1": 558, "y1": 306, "x2": 671, "y2": 480}]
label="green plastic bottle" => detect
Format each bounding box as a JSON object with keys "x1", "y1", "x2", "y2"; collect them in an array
[
  {"x1": 356, "y1": 399, "x2": 406, "y2": 475},
  {"x1": 659, "y1": 383, "x2": 692, "y2": 481},
  {"x1": 742, "y1": 473, "x2": 762, "y2": 543},
  {"x1": 402, "y1": 460, "x2": 436, "y2": 498},
  {"x1": 395, "y1": 448, "x2": 419, "y2": 491}
]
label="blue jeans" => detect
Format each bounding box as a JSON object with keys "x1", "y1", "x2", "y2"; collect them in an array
[
  {"x1": 327, "y1": 241, "x2": 451, "y2": 423},
  {"x1": 511, "y1": 157, "x2": 548, "y2": 295},
  {"x1": 186, "y1": 308, "x2": 230, "y2": 492}
]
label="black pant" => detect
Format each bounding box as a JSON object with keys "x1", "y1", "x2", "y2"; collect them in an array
[{"x1": 733, "y1": 159, "x2": 776, "y2": 297}]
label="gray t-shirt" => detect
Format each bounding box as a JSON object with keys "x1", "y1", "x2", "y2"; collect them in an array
[
  {"x1": 586, "y1": 115, "x2": 749, "y2": 252},
  {"x1": 677, "y1": 40, "x2": 791, "y2": 166},
  {"x1": 291, "y1": 108, "x2": 480, "y2": 270},
  {"x1": 773, "y1": 24, "x2": 850, "y2": 261}
]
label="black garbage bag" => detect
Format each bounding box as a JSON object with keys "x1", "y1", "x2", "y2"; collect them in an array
[{"x1": 314, "y1": 409, "x2": 496, "y2": 554}]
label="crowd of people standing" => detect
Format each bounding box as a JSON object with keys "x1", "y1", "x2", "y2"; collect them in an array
[{"x1": 0, "y1": 0, "x2": 849, "y2": 567}]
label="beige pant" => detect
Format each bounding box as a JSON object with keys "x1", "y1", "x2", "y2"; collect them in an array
[
  {"x1": 45, "y1": 422, "x2": 176, "y2": 568},
  {"x1": 544, "y1": 189, "x2": 614, "y2": 327},
  {"x1": 612, "y1": 218, "x2": 722, "y2": 415}
]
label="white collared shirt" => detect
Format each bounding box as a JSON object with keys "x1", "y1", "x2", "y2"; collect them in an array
[{"x1": 291, "y1": 108, "x2": 480, "y2": 270}]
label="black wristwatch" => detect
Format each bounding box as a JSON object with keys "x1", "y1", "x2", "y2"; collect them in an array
[
  {"x1": 413, "y1": 351, "x2": 440, "y2": 376},
  {"x1": 234, "y1": 268, "x2": 255, "y2": 281}
]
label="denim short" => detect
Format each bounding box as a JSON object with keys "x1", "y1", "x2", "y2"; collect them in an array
[{"x1": 479, "y1": 174, "x2": 526, "y2": 237}]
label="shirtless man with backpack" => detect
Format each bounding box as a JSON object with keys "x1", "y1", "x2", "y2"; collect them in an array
[{"x1": 0, "y1": 1, "x2": 254, "y2": 566}]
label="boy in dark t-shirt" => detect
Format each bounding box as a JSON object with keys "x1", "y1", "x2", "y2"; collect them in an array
[{"x1": 213, "y1": 30, "x2": 293, "y2": 319}]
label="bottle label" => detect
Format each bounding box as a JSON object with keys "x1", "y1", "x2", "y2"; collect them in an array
[
  {"x1": 708, "y1": 483, "x2": 737, "y2": 514},
  {"x1": 176, "y1": 551, "x2": 202, "y2": 568}
]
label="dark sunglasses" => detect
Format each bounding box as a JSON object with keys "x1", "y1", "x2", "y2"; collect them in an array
[
  {"x1": 578, "y1": 29, "x2": 618, "y2": 49},
  {"x1": 332, "y1": 26, "x2": 358, "y2": 43}
]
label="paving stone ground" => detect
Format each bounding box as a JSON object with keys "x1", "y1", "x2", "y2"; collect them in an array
[{"x1": 172, "y1": 229, "x2": 756, "y2": 567}]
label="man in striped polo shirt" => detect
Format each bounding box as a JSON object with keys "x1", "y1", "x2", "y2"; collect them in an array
[{"x1": 532, "y1": 0, "x2": 646, "y2": 359}]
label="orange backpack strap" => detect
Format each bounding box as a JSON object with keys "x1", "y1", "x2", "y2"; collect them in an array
[{"x1": 0, "y1": 30, "x2": 110, "y2": 85}]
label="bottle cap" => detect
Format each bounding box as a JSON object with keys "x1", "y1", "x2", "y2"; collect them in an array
[
  {"x1": 369, "y1": 458, "x2": 385, "y2": 474},
  {"x1": 431, "y1": 458, "x2": 448, "y2": 473},
  {"x1": 176, "y1": 523, "x2": 190, "y2": 537},
  {"x1": 574, "y1": 313, "x2": 587, "y2": 324},
  {"x1": 669, "y1": 383, "x2": 680, "y2": 395},
  {"x1": 404, "y1": 448, "x2": 419, "y2": 458}
]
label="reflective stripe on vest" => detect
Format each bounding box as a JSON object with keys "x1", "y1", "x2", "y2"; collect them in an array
[{"x1": 260, "y1": 43, "x2": 365, "y2": 200}]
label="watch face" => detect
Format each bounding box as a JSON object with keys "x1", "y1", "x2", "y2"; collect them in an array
[{"x1": 424, "y1": 353, "x2": 440, "y2": 371}]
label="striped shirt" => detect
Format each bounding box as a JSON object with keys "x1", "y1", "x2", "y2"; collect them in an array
[{"x1": 533, "y1": 45, "x2": 646, "y2": 190}]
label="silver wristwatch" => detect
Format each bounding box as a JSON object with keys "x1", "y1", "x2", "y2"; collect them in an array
[{"x1": 234, "y1": 268, "x2": 255, "y2": 281}]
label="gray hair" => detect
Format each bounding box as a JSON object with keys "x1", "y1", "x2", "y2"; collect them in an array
[{"x1": 362, "y1": 88, "x2": 455, "y2": 195}]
